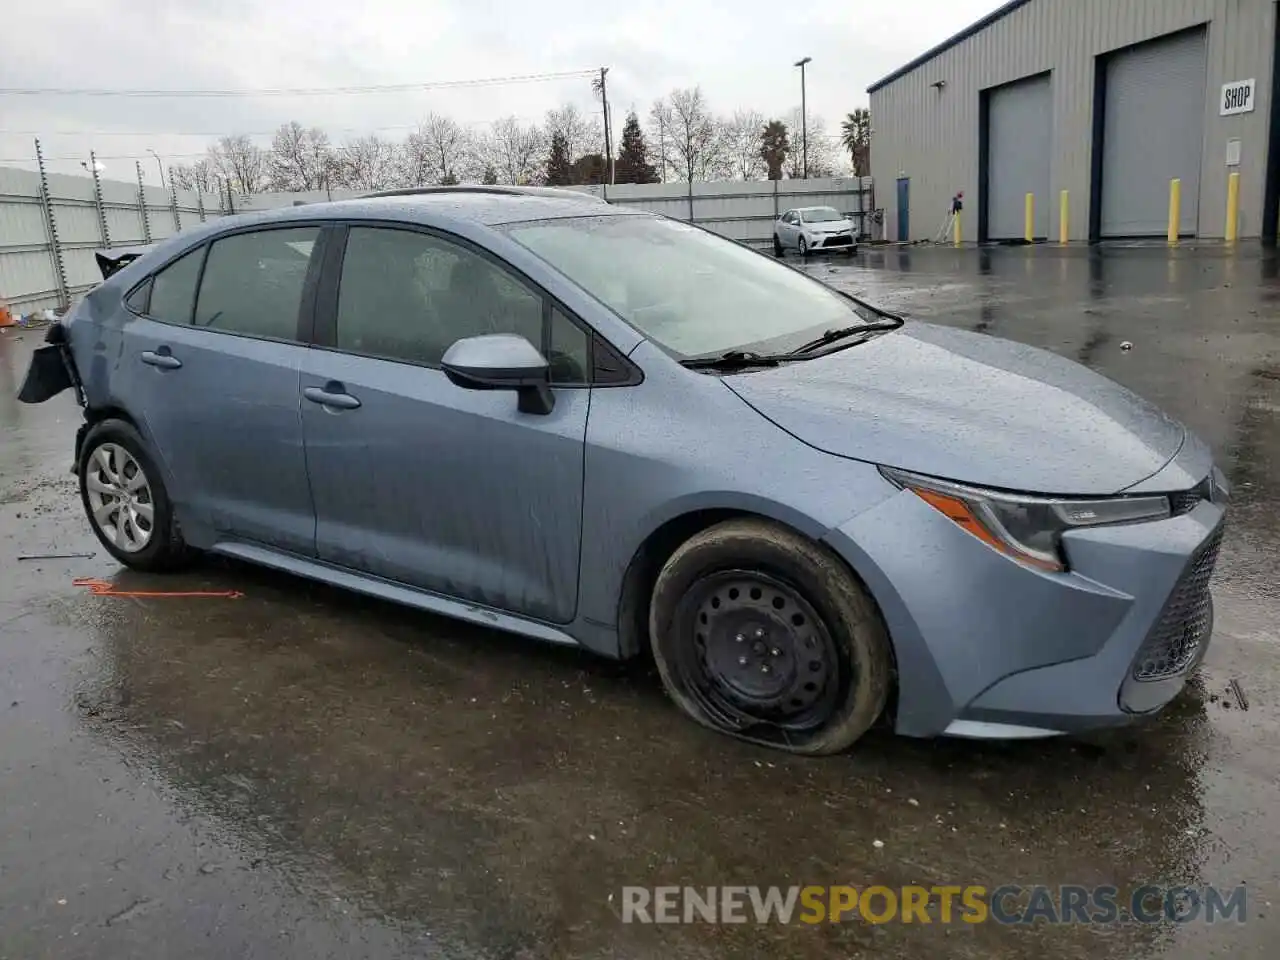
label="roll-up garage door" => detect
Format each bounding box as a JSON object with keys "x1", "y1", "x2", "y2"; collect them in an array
[
  {"x1": 987, "y1": 74, "x2": 1052, "y2": 241},
  {"x1": 1100, "y1": 29, "x2": 1207, "y2": 238}
]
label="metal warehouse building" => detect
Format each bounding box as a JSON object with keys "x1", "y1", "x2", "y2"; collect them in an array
[{"x1": 868, "y1": 0, "x2": 1280, "y2": 244}]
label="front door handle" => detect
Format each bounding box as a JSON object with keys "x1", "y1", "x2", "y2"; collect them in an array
[
  {"x1": 303, "y1": 385, "x2": 361, "y2": 410},
  {"x1": 140, "y1": 349, "x2": 182, "y2": 370}
]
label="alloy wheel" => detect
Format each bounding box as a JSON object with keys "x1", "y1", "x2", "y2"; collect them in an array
[{"x1": 84, "y1": 443, "x2": 154, "y2": 553}]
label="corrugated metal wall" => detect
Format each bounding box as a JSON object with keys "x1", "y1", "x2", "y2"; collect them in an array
[
  {"x1": 0, "y1": 166, "x2": 225, "y2": 314},
  {"x1": 1, "y1": 173, "x2": 874, "y2": 315},
  {"x1": 238, "y1": 178, "x2": 877, "y2": 247},
  {"x1": 869, "y1": 0, "x2": 1277, "y2": 242}
]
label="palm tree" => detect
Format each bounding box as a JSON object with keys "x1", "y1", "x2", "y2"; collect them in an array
[
  {"x1": 841, "y1": 109, "x2": 871, "y2": 177},
  {"x1": 759, "y1": 120, "x2": 790, "y2": 181}
]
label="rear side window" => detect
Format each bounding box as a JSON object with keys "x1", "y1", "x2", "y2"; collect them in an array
[
  {"x1": 193, "y1": 227, "x2": 319, "y2": 340},
  {"x1": 144, "y1": 248, "x2": 204, "y2": 323}
]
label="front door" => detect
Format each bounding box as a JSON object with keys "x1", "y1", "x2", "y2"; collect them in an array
[
  {"x1": 896, "y1": 178, "x2": 911, "y2": 242},
  {"x1": 119, "y1": 226, "x2": 321, "y2": 553},
  {"x1": 299, "y1": 224, "x2": 590, "y2": 623}
]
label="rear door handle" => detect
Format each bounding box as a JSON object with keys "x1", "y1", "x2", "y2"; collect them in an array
[
  {"x1": 140, "y1": 350, "x2": 182, "y2": 369},
  {"x1": 303, "y1": 385, "x2": 361, "y2": 410}
]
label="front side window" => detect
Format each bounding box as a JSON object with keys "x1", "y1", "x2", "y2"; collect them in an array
[
  {"x1": 334, "y1": 226, "x2": 587, "y2": 383},
  {"x1": 193, "y1": 227, "x2": 319, "y2": 340},
  {"x1": 503, "y1": 214, "x2": 880, "y2": 358},
  {"x1": 145, "y1": 247, "x2": 204, "y2": 323}
]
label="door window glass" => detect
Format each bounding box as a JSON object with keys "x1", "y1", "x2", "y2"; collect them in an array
[
  {"x1": 193, "y1": 227, "x2": 319, "y2": 340},
  {"x1": 335, "y1": 227, "x2": 543, "y2": 369},
  {"x1": 147, "y1": 247, "x2": 204, "y2": 323}
]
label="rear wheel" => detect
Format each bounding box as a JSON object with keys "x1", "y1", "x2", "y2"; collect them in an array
[
  {"x1": 79, "y1": 419, "x2": 191, "y2": 572},
  {"x1": 649, "y1": 519, "x2": 891, "y2": 755}
]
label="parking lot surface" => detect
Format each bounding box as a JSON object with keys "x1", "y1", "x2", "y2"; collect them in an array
[{"x1": 1, "y1": 242, "x2": 1277, "y2": 959}]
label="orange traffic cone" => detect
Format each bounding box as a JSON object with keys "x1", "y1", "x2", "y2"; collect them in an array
[{"x1": 0, "y1": 297, "x2": 15, "y2": 328}]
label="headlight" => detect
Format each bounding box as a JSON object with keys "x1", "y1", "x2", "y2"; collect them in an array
[{"x1": 879, "y1": 467, "x2": 1172, "y2": 572}]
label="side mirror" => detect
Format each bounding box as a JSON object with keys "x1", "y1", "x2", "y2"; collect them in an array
[{"x1": 441, "y1": 333, "x2": 554, "y2": 415}]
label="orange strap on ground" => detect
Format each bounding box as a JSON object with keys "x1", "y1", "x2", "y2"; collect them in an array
[{"x1": 72, "y1": 577, "x2": 244, "y2": 599}]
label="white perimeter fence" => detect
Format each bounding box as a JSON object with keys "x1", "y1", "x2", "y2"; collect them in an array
[{"x1": 2, "y1": 167, "x2": 876, "y2": 315}]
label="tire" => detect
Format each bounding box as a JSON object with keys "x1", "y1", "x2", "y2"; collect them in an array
[
  {"x1": 773, "y1": 234, "x2": 784, "y2": 257},
  {"x1": 79, "y1": 418, "x2": 192, "y2": 572},
  {"x1": 798, "y1": 236, "x2": 810, "y2": 258},
  {"x1": 649, "y1": 518, "x2": 891, "y2": 755}
]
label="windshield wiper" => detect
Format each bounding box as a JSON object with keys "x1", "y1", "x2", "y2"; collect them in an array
[
  {"x1": 680, "y1": 350, "x2": 792, "y2": 371},
  {"x1": 786, "y1": 318, "x2": 903, "y2": 356}
]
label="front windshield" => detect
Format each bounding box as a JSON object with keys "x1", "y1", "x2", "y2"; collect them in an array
[
  {"x1": 802, "y1": 207, "x2": 844, "y2": 223},
  {"x1": 502, "y1": 215, "x2": 879, "y2": 358}
]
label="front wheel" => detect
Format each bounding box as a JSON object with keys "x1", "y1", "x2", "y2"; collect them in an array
[
  {"x1": 798, "y1": 236, "x2": 810, "y2": 257},
  {"x1": 79, "y1": 418, "x2": 192, "y2": 571},
  {"x1": 649, "y1": 519, "x2": 892, "y2": 755},
  {"x1": 773, "y1": 234, "x2": 784, "y2": 257}
]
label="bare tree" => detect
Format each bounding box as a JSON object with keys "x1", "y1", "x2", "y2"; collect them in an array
[
  {"x1": 208, "y1": 135, "x2": 267, "y2": 194},
  {"x1": 267, "y1": 122, "x2": 332, "y2": 191},
  {"x1": 652, "y1": 87, "x2": 725, "y2": 183},
  {"x1": 335, "y1": 135, "x2": 399, "y2": 191},
  {"x1": 481, "y1": 117, "x2": 545, "y2": 185},
  {"x1": 544, "y1": 103, "x2": 600, "y2": 163},
  {"x1": 721, "y1": 109, "x2": 767, "y2": 181},
  {"x1": 402, "y1": 113, "x2": 470, "y2": 186},
  {"x1": 168, "y1": 158, "x2": 220, "y2": 193},
  {"x1": 785, "y1": 109, "x2": 839, "y2": 179}
]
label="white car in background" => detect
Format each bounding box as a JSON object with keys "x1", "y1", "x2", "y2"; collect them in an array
[{"x1": 773, "y1": 206, "x2": 857, "y2": 257}]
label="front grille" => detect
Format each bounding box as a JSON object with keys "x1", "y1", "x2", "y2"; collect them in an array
[
  {"x1": 822, "y1": 234, "x2": 853, "y2": 247},
  {"x1": 1130, "y1": 526, "x2": 1223, "y2": 681},
  {"x1": 1169, "y1": 475, "x2": 1213, "y2": 516}
]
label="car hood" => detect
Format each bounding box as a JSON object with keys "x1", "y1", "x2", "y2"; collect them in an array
[
  {"x1": 803, "y1": 222, "x2": 851, "y2": 233},
  {"x1": 723, "y1": 321, "x2": 1186, "y2": 495}
]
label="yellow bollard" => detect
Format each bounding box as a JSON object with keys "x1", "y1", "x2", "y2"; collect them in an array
[
  {"x1": 1024, "y1": 193, "x2": 1034, "y2": 243},
  {"x1": 1167, "y1": 178, "x2": 1181, "y2": 244},
  {"x1": 953, "y1": 210, "x2": 962, "y2": 247},
  {"x1": 1059, "y1": 190, "x2": 1069, "y2": 244},
  {"x1": 1225, "y1": 171, "x2": 1240, "y2": 243}
]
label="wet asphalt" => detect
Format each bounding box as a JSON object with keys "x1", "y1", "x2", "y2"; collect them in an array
[{"x1": 1, "y1": 242, "x2": 1277, "y2": 959}]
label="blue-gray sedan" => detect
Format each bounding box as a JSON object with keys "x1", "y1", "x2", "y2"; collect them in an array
[{"x1": 19, "y1": 187, "x2": 1228, "y2": 754}]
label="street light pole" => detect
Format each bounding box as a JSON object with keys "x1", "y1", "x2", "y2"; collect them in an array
[
  {"x1": 794, "y1": 56, "x2": 812, "y2": 179},
  {"x1": 147, "y1": 149, "x2": 166, "y2": 189}
]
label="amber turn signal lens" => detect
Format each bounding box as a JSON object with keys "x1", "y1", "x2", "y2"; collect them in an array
[{"x1": 911, "y1": 488, "x2": 1064, "y2": 572}]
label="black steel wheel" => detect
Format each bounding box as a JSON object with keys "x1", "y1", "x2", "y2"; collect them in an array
[
  {"x1": 687, "y1": 571, "x2": 839, "y2": 730},
  {"x1": 650, "y1": 518, "x2": 892, "y2": 755},
  {"x1": 798, "y1": 236, "x2": 810, "y2": 257},
  {"x1": 773, "y1": 234, "x2": 784, "y2": 257}
]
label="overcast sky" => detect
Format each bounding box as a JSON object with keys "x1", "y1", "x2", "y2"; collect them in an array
[{"x1": 1, "y1": 0, "x2": 1002, "y2": 182}]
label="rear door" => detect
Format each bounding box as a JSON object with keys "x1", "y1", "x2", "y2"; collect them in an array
[
  {"x1": 298, "y1": 223, "x2": 591, "y2": 623},
  {"x1": 119, "y1": 225, "x2": 322, "y2": 553}
]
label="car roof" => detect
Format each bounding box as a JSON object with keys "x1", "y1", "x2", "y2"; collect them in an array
[{"x1": 218, "y1": 187, "x2": 631, "y2": 231}]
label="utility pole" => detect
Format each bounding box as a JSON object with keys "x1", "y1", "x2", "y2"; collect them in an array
[
  {"x1": 795, "y1": 57, "x2": 812, "y2": 179},
  {"x1": 147, "y1": 149, "x2": 167, "y2": 189},
  {"x1": 598, "y1": 67, "x2": 614, "y2": 185}
]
